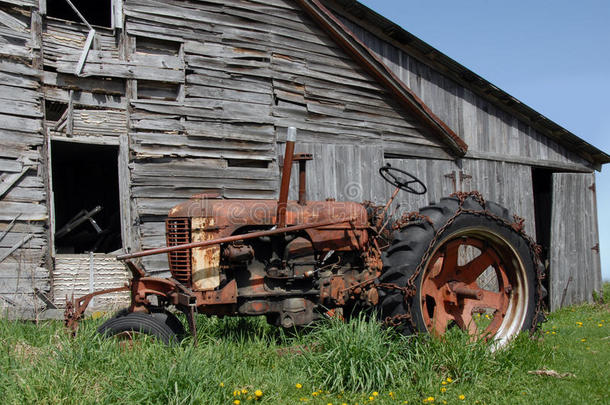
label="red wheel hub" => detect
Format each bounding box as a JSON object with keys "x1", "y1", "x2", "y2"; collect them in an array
[{"x1": 421, "y1": 236, "x2": 513, "y2": 338}]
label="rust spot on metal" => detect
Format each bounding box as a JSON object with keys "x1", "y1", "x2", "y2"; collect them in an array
[{"x1": 191, "y1": 217, "x2": 221, "y2": 291}]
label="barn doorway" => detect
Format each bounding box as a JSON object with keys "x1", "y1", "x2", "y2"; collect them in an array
[
  {"x1": 532, "y1": 167, "x2": 553, "y2": 302},
  {"x1": 51, "y1": 141, "x2": 122, "y2": 254}
]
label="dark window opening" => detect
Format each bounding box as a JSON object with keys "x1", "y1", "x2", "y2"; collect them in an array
[
  {"x1": 227, "y1": 159, "x2": 270, "y2": 168},
  {"x1": 136, "y1": 36, "x2": 181, "y2": 55},
  {"x1": 52, "y1": 141, "x2": 122, "y2": 253},
  {"x1": 137, "y1": 80, "x2": 180, "y2": 101},
  {"x1": 47, "y1": 0, "x2": 112, "y2": 28},
  {"x1": 45, "y1": 100, "x2": 68, "y2": 122},
  {"x1": 532, "y1": 167, "x2": 553, "y2": 304}
]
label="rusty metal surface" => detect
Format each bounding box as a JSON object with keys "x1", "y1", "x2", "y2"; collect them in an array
[
  {"x1": 166, "y1": 217, "x2": 191, "y2": 284},
  {"x1": 119, "y1": 210, "x2": 365, "y2": 261},
  {"x1": 293, "y1": 153, "x2": 313, "y2": 205},
  {"x1": 420, "y1": 234, "x2": 512, "y2": 337},
  {"x1": 277, "y1": 137, "x2": 296, "y2": 228},
  {"x1": 64, "y1": 285, "x2": 130, "y2": 332},
  {"x1": 191, "y1": 217, "x2": 221, "y2": 290}
]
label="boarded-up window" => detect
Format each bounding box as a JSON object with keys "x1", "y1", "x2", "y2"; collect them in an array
[
  {"x1": 136, "y1": 37, "x2": 181, "y2": 56},
  {"x1": 136, "y1": 81, "x2": 180, "y2": 101}
]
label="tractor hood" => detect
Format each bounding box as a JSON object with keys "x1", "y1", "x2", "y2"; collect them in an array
[{"x1": 168, "y1": 196, "x2": 369, "y2": 231}]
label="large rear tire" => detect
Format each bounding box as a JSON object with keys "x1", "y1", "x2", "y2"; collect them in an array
[
  {"x1": 97, "y1": 309, "x2": 185, "y2": 344},
  {"x1": 378, "y1": 196, "x2": 541, "y2": 346}
]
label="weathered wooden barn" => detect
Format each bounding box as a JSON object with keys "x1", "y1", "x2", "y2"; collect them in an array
[{"x1": 0, "y1": 0, "x2": 607, "y2": 316}]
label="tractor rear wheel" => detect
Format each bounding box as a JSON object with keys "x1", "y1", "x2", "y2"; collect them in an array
[
  {"x1": 97, "y1": 309, "x2": 185, "y2": 344},
  {"x1": 378, "y1": 196, "x2": 541, "y2": 346}
]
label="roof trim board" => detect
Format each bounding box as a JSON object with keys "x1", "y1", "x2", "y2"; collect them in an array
[{"x1": 295, "y1": 0, "x2": 469, "y2": 157}]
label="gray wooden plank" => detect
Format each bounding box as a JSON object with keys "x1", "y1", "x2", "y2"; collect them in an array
[{"x1": 550, "y1": 173, "x2": 600, "y2": 310}]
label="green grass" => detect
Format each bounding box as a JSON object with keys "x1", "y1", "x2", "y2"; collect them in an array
[{"x1": 1, "y1": 284, "x2": 609, "y2": 405}]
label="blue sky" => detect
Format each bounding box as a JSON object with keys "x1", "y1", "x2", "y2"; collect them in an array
[{"x1": 358, "y1": 0, "x2": 610, "y2": 280}]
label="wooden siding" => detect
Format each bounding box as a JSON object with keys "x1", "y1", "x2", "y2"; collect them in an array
[
  {"x1": 0, "y1": 3, "x2": 49, "y2": 309},
  {"x1": 121, "y1": 0, "x2": 451, "y2": 273},
  {"x1": 337, "y1": 14, "x2": 595, "y2": 172},
  {"x1": 550, "y1": 173, "x2": 602, "y2": 310},
  {"x1": 53, "y1": 253, "x2": 130, "y2": 309},
  {"x1": 0, "y1": 0, "x2": 602, "y2": 312},
  {"x1": 284, "y1": 145, "x2": 535, "y2": 238}
]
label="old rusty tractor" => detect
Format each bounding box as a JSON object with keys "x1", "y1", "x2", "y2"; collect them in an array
[{"x1": 66, "y1": 128, "x2": 545, "y2": 345}]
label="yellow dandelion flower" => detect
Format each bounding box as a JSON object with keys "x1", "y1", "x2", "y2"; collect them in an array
[
  {"x1": 373, "y1": 392, "x2": 379, "y2": 397},
  {"x1": 233, "y1": 401, "x2": 240, "y2": 405},
  {"x1": 440, "y1": 387, "x2": 447, "y2": 393},
  {"x1": 598, "y1": 323, "x2": 603, "y2": 327},
  {"x1": 369, "y1": 396, "x2": 375, "y2": 401},
  {"x1": 441, "y1": 381, "x2": 447, "y2": 385},
  {"x1": 581, "y1": 338, "x2": 587, "y2": 342},
  {"x1": 551, "y1": 331, "x2": 556, "y2": 335},
  {"x1": 389, "y1": 392, "x2": 395, "y2": 397},
  {"x1": 219, "y1": 382, "x2": 225, "y2": 387},
  {"x1": 404, "y1": 401, "x2": 409, "y2": 404},
  {"x1": 233, "y1": 390, "x2": 240, "y2": 397},
  {"x1": 327, "y1": 403, "x2": 333, "y2": 405},
  {"x1": 576, "y1": 322, "x2": 583, "y2": 326},
  {"x1": 241, "y1": 389, "x2": 248, "y2": 395},
  {"x1": 255, "y1": 390, "x2": 263, "y2": 398},
  {"x1": 446, "y1": 378, "x2": 453, "y2": 383},
  {"x1": 458, "y1": 394, "x2": 465, "y2": 400},
  {"x1": 296, "y1": 383, "x2": 303, "y2": 389},
  {"x1": 442, "y1": 401, "x2": 447, "y2": 405},
  {"x1": 312, "y1": 392, "x2": 319, "y2": 397}
]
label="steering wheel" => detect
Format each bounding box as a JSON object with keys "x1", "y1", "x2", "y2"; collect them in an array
[{"x1": 379, "y1": 164, "x2": 427, "y2": 195}]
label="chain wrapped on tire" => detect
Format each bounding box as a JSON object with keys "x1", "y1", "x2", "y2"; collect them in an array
[{"x1": 377, "y1": 191, "x2": 546, "y2": 339}]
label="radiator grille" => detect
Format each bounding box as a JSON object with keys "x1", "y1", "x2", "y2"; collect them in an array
[{"x1": 166, "y1": 217, "x2": 191, "y2": 284}]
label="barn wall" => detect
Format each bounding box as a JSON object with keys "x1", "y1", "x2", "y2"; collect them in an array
[
  {"x1": 120, "y1": 0, "x2": 453, "y2": 274},
  {"x1": 0, "y1": 0, "x2": 602, "y2": 313},
  {"x1": 336, "y1": 13, "x2": 595, "y2": 173},
  {"x1": 0, "y1": 2, "x2": 49, "y2": 310}
]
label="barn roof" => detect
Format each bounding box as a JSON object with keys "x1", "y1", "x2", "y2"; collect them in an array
[{"x1": 302, "y1": 0, "x2": 610, "y2": 168}]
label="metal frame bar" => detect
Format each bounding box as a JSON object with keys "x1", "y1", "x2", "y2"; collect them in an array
[{"x1": 116, "y1": 216, "x2": 356, "y2": 261}]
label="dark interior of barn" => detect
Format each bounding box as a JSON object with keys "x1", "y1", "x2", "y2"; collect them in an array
[
  {"x1": 47, "y1": 0, "x2": 111, "y2": 28},
  {"x1": 51, "y1": 141, "x2": 122, "y2": 253}
]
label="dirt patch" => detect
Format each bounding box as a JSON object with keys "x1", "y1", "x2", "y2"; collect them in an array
[{"x1": 13, "y1": 341, "x2": 42, "y2": 363}]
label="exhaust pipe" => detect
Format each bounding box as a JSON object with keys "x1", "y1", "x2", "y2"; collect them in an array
[{"x1": 277, "y1": 127, "x2": 296, "y2": 228}]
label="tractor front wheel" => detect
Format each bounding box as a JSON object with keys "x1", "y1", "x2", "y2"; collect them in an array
[
  {"x1": 97, "y1": 309, "x2": 185, "y2": 344},
  {"x1": 378, "y1": 196, "x2": 540, "y2": 346}
]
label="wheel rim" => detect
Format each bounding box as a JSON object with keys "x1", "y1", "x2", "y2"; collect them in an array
[{"x1": 419, "y1": 227, "x2": 528, "y2": 346}]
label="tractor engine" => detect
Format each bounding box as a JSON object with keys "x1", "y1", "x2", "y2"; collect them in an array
[{"x1": 165, "y1": 197, "x2": 379, "y2": 327}]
